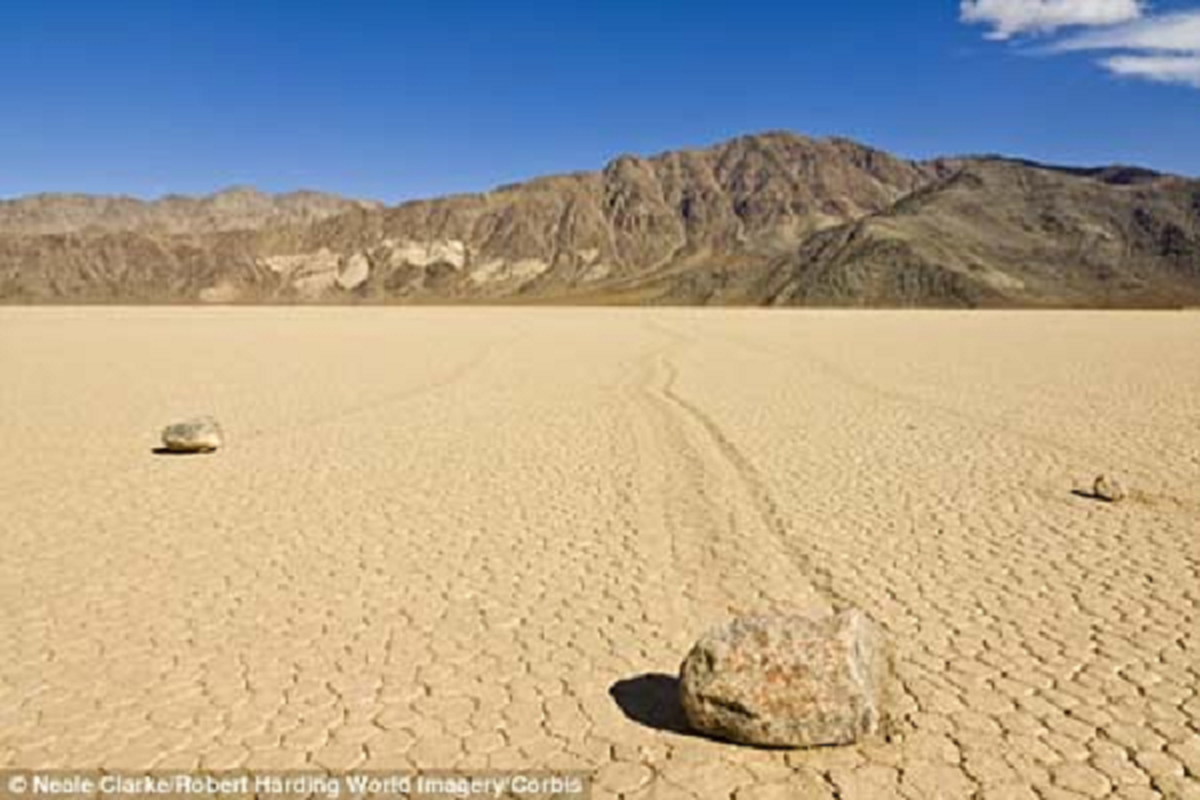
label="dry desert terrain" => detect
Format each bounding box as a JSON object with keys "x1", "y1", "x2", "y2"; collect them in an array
[{"x1": 1, "y1": 308, "x2": 1198, "y2": 799}]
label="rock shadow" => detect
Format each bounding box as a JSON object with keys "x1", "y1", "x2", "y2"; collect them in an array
[
  {"x1": 609, "y1": 673, "x2": 694, "y2": 736},
  {"x1": 1071, "y1": 489, "x2": 1111, "y2": 502},
  {"x1": 150, "y1": 447, "x2": 215, "y2": 456}
]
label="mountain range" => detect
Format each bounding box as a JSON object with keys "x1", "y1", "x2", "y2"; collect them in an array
[{"x1": 2, "y1": 131, "x2": 1198, "y2": 307}]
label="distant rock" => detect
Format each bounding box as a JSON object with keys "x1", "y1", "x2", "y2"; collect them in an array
[
  {"x1": 679, "y1": 610, "x2": 892, "y2": 748},
  {"x1": 160, "y1": 416, "x2": 223, "y2": 453},
  {"x1": 1093, "y1": 474, "x2": 1126, "y2": 503}
]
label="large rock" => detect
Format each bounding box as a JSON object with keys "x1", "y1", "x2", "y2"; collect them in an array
[
  {"x1": 160, "y1": 416, "x2": 223, "y2": 453},
  {"x1": 678, "y1": 610, "x2": 892, "y2": 748}
]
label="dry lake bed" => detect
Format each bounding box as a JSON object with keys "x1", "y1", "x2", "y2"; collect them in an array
[{"x1": 1, "y1": 307, "x2": 1198, "y2": 799}]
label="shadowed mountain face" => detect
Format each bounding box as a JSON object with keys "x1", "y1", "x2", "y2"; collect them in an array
[
  {"x1": 2, "y1": 132, "x2": 1198, "y2": 307},
  {"x1": 749, "y1": 160, "x2": 1200, "y2": 308}
]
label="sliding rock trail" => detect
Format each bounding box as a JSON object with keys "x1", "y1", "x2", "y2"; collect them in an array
[
  {"x1": 1, "y1": 308, "x2": 1198, "y2": 800},
  {"x1": 614, "y1": 321, "x2": 832, "y2": 633}
]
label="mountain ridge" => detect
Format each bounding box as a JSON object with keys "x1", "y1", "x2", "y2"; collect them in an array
[
  {"x1": 0, "y1": 187, "x2": 381, "y2": 236},
  {"x1": 3, "y1": 131, "x2": 1198, "y2": 307}
]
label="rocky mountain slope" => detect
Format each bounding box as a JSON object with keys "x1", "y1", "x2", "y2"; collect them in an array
[
  {"x1": 0, "y1": 187, "x2": 379, "y2": 236},
  {"x1": 2, "y1": 132, "x2": 1198, "y2": 307},
  {"x1": 747, "y1": 158, "x2": 1200, "y2": 308}
]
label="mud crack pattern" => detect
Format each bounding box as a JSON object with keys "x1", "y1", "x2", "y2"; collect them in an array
[{"x1": 1, "y1": 307, "x2": 1198, "y2": 799}]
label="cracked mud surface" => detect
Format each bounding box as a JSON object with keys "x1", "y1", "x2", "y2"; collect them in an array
[{"x1": 1, "y1": 307, "x2": 1198, "y2": 799}]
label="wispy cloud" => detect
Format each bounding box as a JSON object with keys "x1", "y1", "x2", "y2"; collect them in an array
[
  {"x1": 1101, "y1": 53, "x2": 1200, "y2": 86},
  {"x1": 960, "y1": 0, "x2": 1145, "y2": 40},
  {"x1": 962, "y1": 1, "x2": 1200, "y2": 89},
  {"x1": 1053, "y1": 10, "x2": 1200, "y2": 51}
]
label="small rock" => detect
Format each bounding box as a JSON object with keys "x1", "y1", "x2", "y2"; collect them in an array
[
  {"x1": 160, "y1": 416, "x2": 223, "y2": 453},
  {"x1": 678, "y1": 609, "x2": 893, "y2": 748},
  {"x1": 1093, "y1": 474, "x2": 1126, "y2": 503}
]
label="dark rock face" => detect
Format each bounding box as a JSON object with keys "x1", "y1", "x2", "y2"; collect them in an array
[
  {"x1": 757, "y1": 162, "x2": 1200, "y2": 309},
  {"x1": 2, "y1": 132, "x2": 1199, "y2": 307},
  {"x1": 678, "y1": 610, "x2": 893, "y2": 748}
]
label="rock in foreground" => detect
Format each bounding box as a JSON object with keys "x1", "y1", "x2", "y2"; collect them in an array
[
  {"x1": 679, "y1": 610, "x2": 892, "y2": 748},
  {"x1": 160, "y1": 416, "x2": 223, "y2": 453}
]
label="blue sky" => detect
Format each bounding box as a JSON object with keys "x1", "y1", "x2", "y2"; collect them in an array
[{"x1": 1, "y1": 0, "x2": 1196, "y2": 202}]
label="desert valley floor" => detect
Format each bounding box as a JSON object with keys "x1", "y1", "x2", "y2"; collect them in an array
[{"x1": 1, "y1": 307, "x2": 1198, "y2": 800}]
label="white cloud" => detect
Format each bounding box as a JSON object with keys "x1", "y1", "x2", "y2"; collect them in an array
[
  {"x1": 960, "y1": 0, "x2": 1145, "y2": 39},
  {"x1": 1052, "y1": 10, "x2": 1200, "y2": 87},
  {"x1": 1100, "y1": 54, "x2": 1200, "y2": 86},
  {"x1": 963, "y1": 2, "x2": 1200, "y2": 89},
  {"x1": 1054, "y1": 10, "x2": 1200, "y2": 51}
]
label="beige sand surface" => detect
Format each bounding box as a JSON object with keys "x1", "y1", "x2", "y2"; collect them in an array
[{"x1": 1, "y1": 307, "x2": 1198, "y2": 799}]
